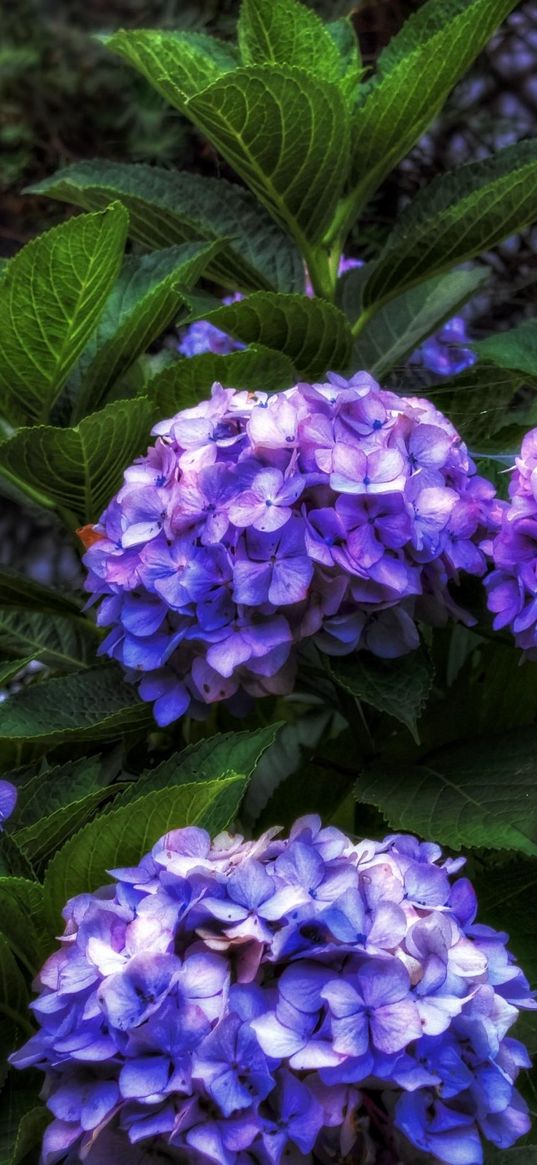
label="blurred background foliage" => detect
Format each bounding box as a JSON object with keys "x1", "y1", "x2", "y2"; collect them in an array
[{"x1": 0, "y1": 0, "x2": 536, "y2": 591}]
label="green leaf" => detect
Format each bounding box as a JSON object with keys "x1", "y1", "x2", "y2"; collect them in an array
[
  {"x1": 363, "y1": 142, "x2": 537, "y2": 310},
  {"x1": 185, "y1": 65, "x2": 350, "y2": 245},
  {"x1": 8, "y1": 1104, "x2": 49, "y2": 1165},
  {"x1": 0, "y1": 611, "x2": 95, "y2": 672},
  {"x1": 105, "y1": 28, "x2": 239, "y2": 111},
  {"x1": 182, "y1": 292, "x2": 352, "y2": 378},
  {"x1": 329, "y1": 651, "x2": 433, "y2": 743},
  {"x1": 0, "y1": 1076, "x2": 46, "y2": 1165},
  {"x1": 473, "y1": 319, "x2": 537, "y2": 378},
  {"x1": 149, "y1": 347, "x2": 297, "y2": 416},
  {"x1": 0, "y1": 569, "x2": 82, "y2": 618},
  {"x1": 117, "y1": 724, "x2": 280, "y2": 803},
  {"x1": 326, "y1": 18, "x2": 362, "y2": 103},
  {"x1": 0, "y1": 880, "x2": 48, "y2": 972},
  {"x1": 485, "y1": 1150, "x2": 537, "y2": 1164},
  {"x1": 68, "y1": 240, "x2": 226, "y2": 422},
  {"x1": 10, "y1": 755, "x2": 106, "y2": 830},
  {"x1": 357, "y1": 727, "x2": 537, "y2": 855},
  {"x1": 353, "y1": 267, "x2": 489, "y2": 377},
  {"x1": 0, "y1": 665, "x2": 151, "y2": 748},
  {"x1": 0, "y1": 933, "x2": 28, "y2": 1038},
  {"x1": 243, "y1": 709, "x2": 339, "y2": 825},
  {"x1": 238, "y1": 0, "x2": 343, "y2": 85},
  {"x1": 428, "y1": 364, "x2": 522, "y2": 443},
  {"x1": 29, "y1": 163, "x2": 305, "y2": 295},
  {"x1": 349, "y1": 0, "x2": 519, "y2": 208},
  {"x1": 0, "y1": 838, "x2": 35, "y2": 883},
  {"x1": 0, "y1": 205, "x2": 128, "y2": 425},
  {"x1": 14, "y1": 786, "x2": 119, "y2": 869},
  {"x1": 474, "y1": 857, "x2": 537, "y2": 983},
  {"x1": 0, "y1": 397, "x2": 155, "y2": 523},
  {"x1": 44, "y1": 774, "x2": 247, "y2": 930}
]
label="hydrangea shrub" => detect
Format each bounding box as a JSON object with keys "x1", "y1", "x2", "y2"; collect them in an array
[{"x1": 0, "y1": 0, "x2": 536, "y2": 1162}]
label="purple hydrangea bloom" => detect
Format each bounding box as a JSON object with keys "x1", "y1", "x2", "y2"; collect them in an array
[
  {"x1": 12, "y1": 821, "x2": 534, "y2": 1165},
  {"x1": 415, "y1": 317, "x2": 477, "y2": 378},
  {"x1": 82, "y1": 373, "x2": 499, "y2": 726},
  {"x1": 485, "y1": 426, "x2": 537, "y2": 654}
]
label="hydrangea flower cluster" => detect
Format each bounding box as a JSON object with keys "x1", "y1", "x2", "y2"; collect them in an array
[
  {"x1": 82, "y1": 372, "x2": 499, "y2": 726},
  {"x1": 12, "y1": 819, "x2": 534, "y2": 1165},
  {"x1": 485, "y1": 426, "x2": 537, "y2": 655}
]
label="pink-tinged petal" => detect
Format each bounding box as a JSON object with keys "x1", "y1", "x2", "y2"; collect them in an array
[
  {"x1": 371, "y1": 1000, "x2": 422, "y2": 1053},
  {"x1": 416, "y1": 994, "x2": 465, "y2": 1036}
]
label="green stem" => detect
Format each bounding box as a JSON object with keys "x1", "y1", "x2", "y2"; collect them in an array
[
  {"x1": 351, "y1": 305, "x2": 376, "y2": 339},
  {"x1": 302, "y1": 244, "x2": 336, "y2": 301}
]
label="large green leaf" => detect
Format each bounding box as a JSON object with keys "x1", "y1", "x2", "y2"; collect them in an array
[
  {"x1": 68, "y1": 240, "x2": 225, "y2": 422},
  {"x1": 0, "y1": 665, "x2": 151, "y2": 748},
  {"x1": 238, "y1": 0, "x2": 343, "y2": 85},
  {"x1": 243, "y1": 709, "x2": 340, "y2": 825},
  {"x1": 329, "y1": 651, "x2": 433, "y2": 743},
  {"x1": 149, "y1": 347, "x2": 298, "y2": 416},
  {"x1": 363, "y1": 142, "x2": 537, "y2": 310},
  {"x1": 182, "y1": 292, "x2": 352, "y2": 378},
  {"x1": 185, "y1": 66, "x2": 350, "y2": 245},
  {"x1": 0, "y1": 880, "x2": 48, "y2": 973},
  {"x1": 5, "y1": 1102, "x2": 49, "y2": 1165},
  {"x1": 117, "y1": 724, "x2": 280, "y2": 803},
  {"x1": 14, "y1": 786, "x2": 119, "y2": 869},
  {"x1": 473, "y1": 319, "x2": 537, "y2": 378},
  {"x1": 0, "y1": 935, "x2": 28, "y2": 1048},
  {"x1": 0, "y1": 204, "x2": 128, "y2": 425},
  {"x1": 44, "y1": 774, "x2": 247, "y2": 930},
  {"x1": 357, "y1": 728, "x2": 537, "y2": 855},
  {"x1": 0, "y1": 611, "x2": 96, "y2": 672},
  {"x1": 348, "y1": 0, "x2": 519, "y2": 209},
  {"x1": 29, "y1": 163, "x2": 305, "y2": 295},
  {"x1": 0, "y1": 569, "x2": 82, "y2": 618},
  {"x1": 474, "y1": 857, "x2": 537, "y2": 983},
  {"x1": 485, "y1": 1151, "x2": 537, "y2": 1164},
  {"x1": 428, "y1": 364, "x2": 522, "y2": 443},
  {"x1": 10, "y1": 755, "x2": 107, "y2": 831},
  {"x1": 0, "y1": 1076, "x2": 47, "y2": 1165},
  {"x1": 0, "y1": 397, "x2": 154, "y2": 523},
  {"x1": 352, "y1": 267, "x2": 489, "y2": 377},
  {"x1": 105, "y1": 28, "x2": 239, "y2": 111}
]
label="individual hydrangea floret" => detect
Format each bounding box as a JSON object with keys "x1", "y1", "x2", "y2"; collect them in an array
[
  {"x1": 485, "y1": 426, "x2": 537, "y2": 654},
  {"x1": 81, "y1": 372, "x2": 499, "y2": 726},
  {"x1": 12, "y1": 819, "x2": 534, "y2": 1165}
]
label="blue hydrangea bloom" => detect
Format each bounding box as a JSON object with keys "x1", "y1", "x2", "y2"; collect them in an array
[
  {"x1": 81, "y1": 374, "x2": 499, "y2": 726},
  {"x1": 12, "y1": 820, "x2": 534, "y2": 1165}
]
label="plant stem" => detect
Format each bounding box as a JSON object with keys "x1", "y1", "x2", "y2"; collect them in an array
[{"x1": 303, "y1": 244, "x2": 336, "y2": 301}]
